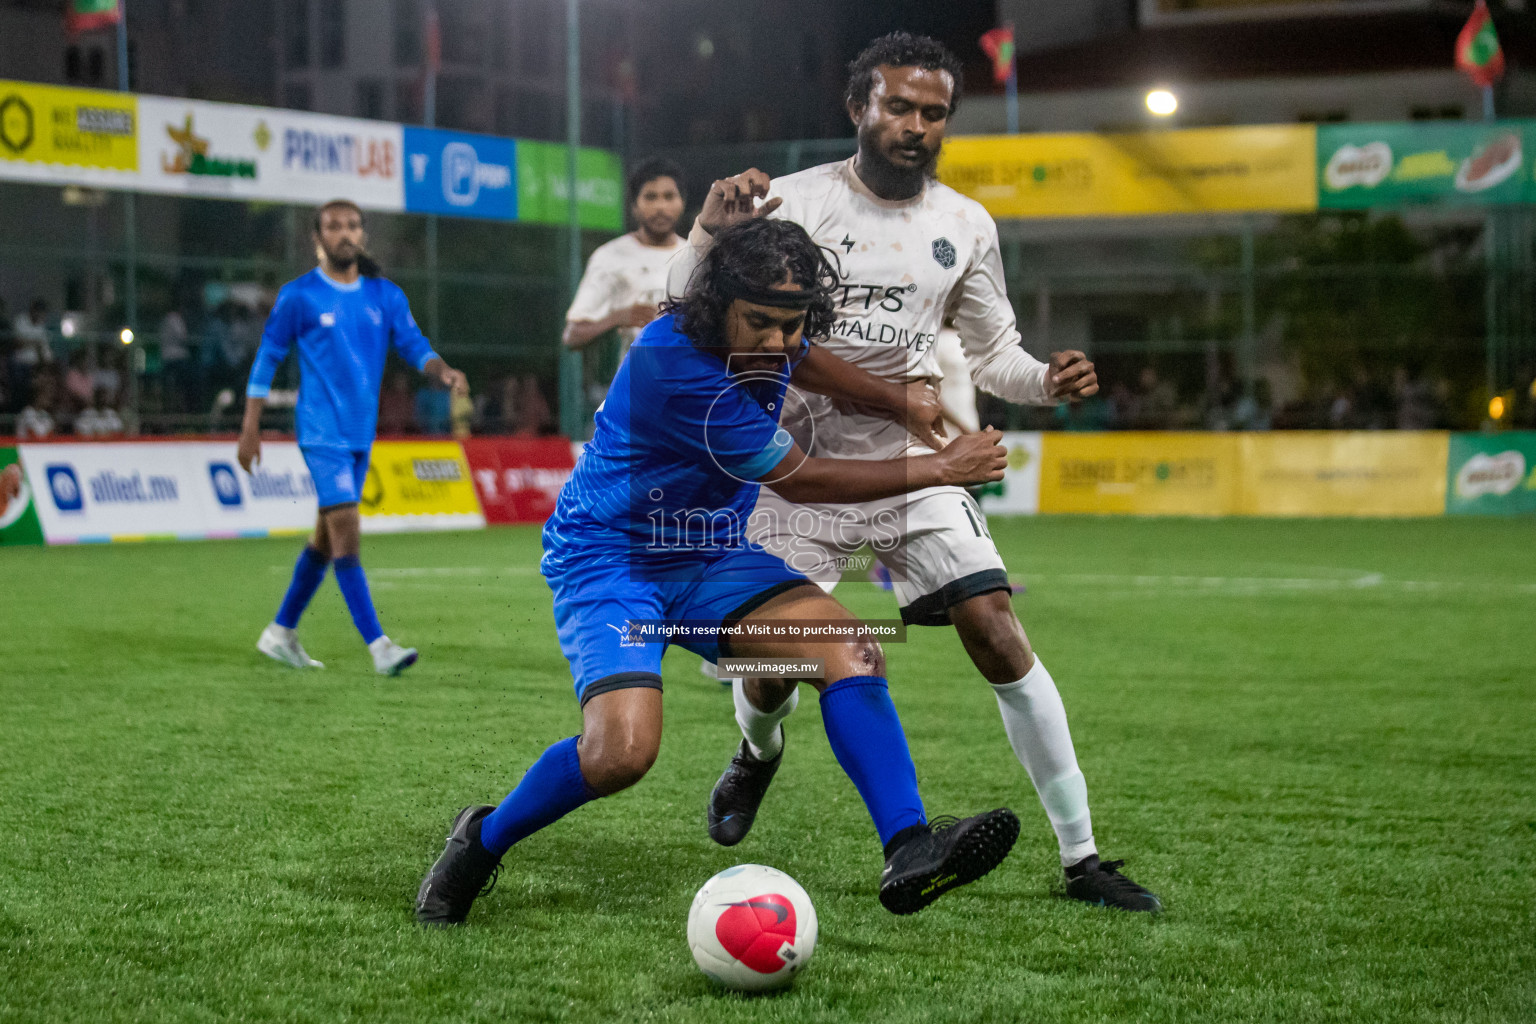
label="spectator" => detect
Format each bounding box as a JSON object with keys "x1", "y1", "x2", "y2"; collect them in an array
[
  {"x1": 415, "y1": 380, "x2": 450, "y2": 435},
  {"x1": 17, "y1": 372, "x2": 59, "y2": 439},
  {"x1": 1392, "y1": 367, "x2": 1438, "y2": 430},
  {"x1": 64, "y1": 347, "x2": 96, "y2": 410},
  {"x1": 75, "y1": 387, "x2": 125, "y2": 437},
  {"x1": 9, "y1": 298, "x2": 52, "y2": 407},
  {"x1": 1131, "y1": 366, "x2": 1177, "y2": 429},
  {"x1": 158, "y1": 309, "x2": 194, "y2": 414},
  {"x1": 377, "y1": 370, "x2": 417, "y2": 435},
  {"x1": 512, "y1": 376, "x2": 552, "y2": 436}
]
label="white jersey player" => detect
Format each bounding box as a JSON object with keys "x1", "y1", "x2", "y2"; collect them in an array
[
  {"x1": 563, "y1": 158, "x2": 687, "y2": 360},
  {"x1": 679, "y1": 32, "x2": 1160, "y2": 912}
]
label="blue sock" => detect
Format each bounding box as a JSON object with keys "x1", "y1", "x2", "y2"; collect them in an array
[
  {"x1": 275, "y1": 546, "x2": 329, "y2": 629},
  {"x1": 819, "y1": 676, "x2": 927, "y2": 847},
  {"x1": 332, "y1": 555, "x2": 383, "y2": 644},
  {"x1": 479, "y1": 736, "x2": 599, "y2": 856}
]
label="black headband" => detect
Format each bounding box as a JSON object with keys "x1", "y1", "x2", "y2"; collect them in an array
[{"x1": 717, "y1": 271, "x2": 822, "y2": 309}]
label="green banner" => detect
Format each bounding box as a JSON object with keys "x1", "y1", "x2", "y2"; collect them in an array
[
  {"x1": 0, "y1": 448, "x2": 44, "y2": 546},
  {"x1": 515, "y1": 140, "x2": 624, "y2": 230},
  {"x1": 1445, "y1": 431, "x2": 1536, "y2": 515},
  {"x1": 1319, "y1": 121, "x2": 1533, "y2": 209}
]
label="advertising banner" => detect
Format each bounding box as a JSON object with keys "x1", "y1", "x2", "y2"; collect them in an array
[
  {"x1": 976, "y1": 431, "x2": 1043, "y2": 515},
  {"x1": 0, "y1": 447, "x2": 45, "y2": 546},
  {"x1": 938, "y1": 125, "x2": 1317, "y2": 219},
  {"x1": 1318, "y1": 121, "x2": 1532, "y2": 209},
  {"x1": 360, "y1": 441, "x2": 484, "y2": 533},
  {"x1": 402, "y1": 127, "x2": 517, "y2": 220},
  {"x1": 17, "y1": 441, "x2": 318, "y2": 543},
  {"x1": 0, "y1": 80, "x2": 137, "y2": 188},
  {"x1": 135, "y1": 96, "x2": 404, "y2": 209},
  {"x1": 461, "y1": 437, "x2": 575, "y2": 525},
  {"x1": 182, "y1": 442, "x2": 318, "y2": 536},
  {"x1": 1038, "y1": 433, "x2": 1242, "y2": 515},
  {"x1": 1237, "y1": 433, "x2": 1448, "y2": 516},
  {"x1": 515, "y1": 139, "x2": 625, "y2": 229},
  {"x1": 1445, "y1": 431, "x2": 1536, "y2": 515}
]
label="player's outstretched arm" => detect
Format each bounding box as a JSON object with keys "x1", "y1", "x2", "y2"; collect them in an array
[
  {"x1": 237, "y1": 395, "x2": 265, "y2": 473},
  {"x1": 421, "y1": 356, "x2": 469, "y2": 396},
  {"x1": 790, "y1": 344, "x2": 946, "y2": 450},
  {"x1": 758, "y1": 428, "x2": 1005, "y2": 505},
  {"x1": 562, "y1": 305, "x2": 655, "y2": 350}
]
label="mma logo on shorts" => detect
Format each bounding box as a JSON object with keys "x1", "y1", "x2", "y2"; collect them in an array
[{"x1": 931, "y1": 237, "x2": 956, "y2": 269}]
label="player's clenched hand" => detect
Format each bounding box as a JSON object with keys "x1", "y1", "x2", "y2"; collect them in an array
[
  {"x1": 902, "y1": 382, "x2": 947, "y2": 451},
  {"x1": 1049, "y1": 351, "x2": 1098, "y2": 401},
  {"x1": 237, "y1": 429, "x2": 261, "y2": 474},
  {"x1": 931, "y1": 426, "x2": 1006, "y2": 487},
  {"x1": 438, "y1": 366, "x2": 470, "y2": 397},
  {"x1": 698, "y1": 168, "x2": 783, "y2": 235}
]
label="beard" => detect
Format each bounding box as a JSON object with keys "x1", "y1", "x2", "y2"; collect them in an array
[
  {"x1": 324, "y1": 246, "x2": 358, "y2": 269},
  {"x1": 858, "y1": 124, "x2": 942, "y2": 184}
]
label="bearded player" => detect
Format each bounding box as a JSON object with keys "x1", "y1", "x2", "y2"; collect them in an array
[
  {"x1": 671, "y1": 33, "x2": 1160, "y2": 911},
  {"x1": 239, "y1": 199, "x2": 469, "y2": 676}
]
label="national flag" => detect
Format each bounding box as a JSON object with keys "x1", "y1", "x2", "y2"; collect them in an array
[
  {"x1": 66, "y1": 0, "x2": 121, "y2": 35},
  {"x1": 1456, "y1": 1, "x2": 1505, "y2": 89},
  {"x1": 979, "y1": 27, "x2": 1015, "y2": 86}
]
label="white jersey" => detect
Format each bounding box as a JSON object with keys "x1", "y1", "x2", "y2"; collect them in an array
[
  {"x1": 670, "y1": 158, "x2": 1050, "y2": 458},
  {"x1": 566, "y1": 232, "x2": 684, "y2": 351}
]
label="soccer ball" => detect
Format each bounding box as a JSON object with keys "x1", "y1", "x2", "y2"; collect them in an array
[{"x1": 687, "y1": 864, "x2": 818, "y2": 992}]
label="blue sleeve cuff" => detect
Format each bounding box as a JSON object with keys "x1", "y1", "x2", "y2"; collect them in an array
[
  {"x1": 728, "y1": 429, "x2": 794, "y2": 481},
  {"x1": 246, "y1": 383, "x2": 271, "y2": 399},
  {"x1": 414, "y1": 350, "x2": 441, "y2": 373}
]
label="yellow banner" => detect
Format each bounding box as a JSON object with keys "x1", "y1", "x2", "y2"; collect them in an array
[
  {"x1": 360, "y1": 441, "x2": 484, "y2": 531},
  {"x1": 1038, "y1": 433, "x2": 1242, "y2": 516},
  {"x1": 938, "y1": 125, "x2": 1317, "y2": 218},
  {"x1": 1237, "y1": 433, "x2": 1448, "y2": 517},
  {"x1": 0, "y1": 80, "x2": 137, "y2": 170}
]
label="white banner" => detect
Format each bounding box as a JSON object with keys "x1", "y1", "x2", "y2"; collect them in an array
[
  {"x1": 18, "y1": 441, "x2": 317, "y2": 544},
  {"x1": 135, "y1": 97, "x2": 404, "y2": 210},
  {"x1": 978, "y1": 431, "x2": 1043, "y2": 516}
]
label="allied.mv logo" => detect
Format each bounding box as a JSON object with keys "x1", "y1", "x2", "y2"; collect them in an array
[{"x1": 931, "y1": 237, "x2": 956, "y2": 269}]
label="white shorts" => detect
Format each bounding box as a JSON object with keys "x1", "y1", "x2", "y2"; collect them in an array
[{"x1": 747, "y1": 485, "x2": 1010, "y2": 626}]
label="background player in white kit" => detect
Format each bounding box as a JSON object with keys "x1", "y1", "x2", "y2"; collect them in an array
[
  {"x1": 563, "y1": 158, "x2": 686, "y2": 367},
  {"x1": 673, "y1": 33, "x2": 1160, "y2": 911}
]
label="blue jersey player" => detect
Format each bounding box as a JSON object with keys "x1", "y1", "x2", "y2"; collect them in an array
[
  {"x1": 416, "y1": 217, "x2": 1022, "y2": 926},
  {"x1": 238, "y1": 199, "x2": 469, "y2": 676}
]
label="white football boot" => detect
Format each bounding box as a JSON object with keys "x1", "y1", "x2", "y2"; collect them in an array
[
  {"x1": 370, "y1": 636, "x2": 419, "y2": 676},
  {"x1": 257, "y1": 623, "x2": 324, "y2": 669}
]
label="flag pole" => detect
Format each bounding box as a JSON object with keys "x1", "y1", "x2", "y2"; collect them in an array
[
  {"x1": 1005, "y1": 22, "x2": 1019, "y2": 135},
  {"x1": 1483, "y1": 85, "x2": 1494, "y2": 121}
]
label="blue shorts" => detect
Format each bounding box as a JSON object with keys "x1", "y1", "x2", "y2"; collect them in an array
[
  {"x1": 302, "y1": 446, "x2": 372, "y2": 509},
  {"x1": 548, "y1": 546, "x2": 811, "y2": 706}
]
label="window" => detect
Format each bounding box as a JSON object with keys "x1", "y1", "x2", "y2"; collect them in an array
[
  {"x1": 284, "y1": 0, "x2": 310, "y2": 69},
  {"x1": 357, "y1": 79, "x2": 385, "y2": 119},
  {"x1": 394, "y1": 0, "x2": 423, "y2": 67},
  {"x1": 497, "y1": 87, "x2": 556, "y2": 139},
  {"x1": 320, "y1": 0, "x2": 346, "y2": 68},
  {"x1": 440, "y1": 0, "x2": 487, "y2": 67},
  {"x1": 283, "y1": 82, "x2": 313, "y2": 111},
  {"x1": 395, "y1": 79, "x2": 422, "y2": 123}
]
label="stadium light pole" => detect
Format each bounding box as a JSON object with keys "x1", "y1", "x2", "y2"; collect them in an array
[
  {"x1": 559, "y1": 0, "x2": 585, "y2": 439},
  {"x1": 117, "y1": 0, "x2": 140, "y2": 434}
]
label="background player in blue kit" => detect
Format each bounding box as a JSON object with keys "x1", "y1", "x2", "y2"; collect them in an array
[
  {"x1": 416, "y1": 218, "x2": 1022, "y2": 926},
  {"x1": 238, "y1": 199, "x2": 469, "y2": 676}
]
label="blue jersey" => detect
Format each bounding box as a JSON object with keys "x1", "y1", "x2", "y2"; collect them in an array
[
  {"x1": 542, "y1": 314, "x2": 807, "y2": 579},
  {"x1": 246, "y1": 268, "x2": 439, "y2": 450}
]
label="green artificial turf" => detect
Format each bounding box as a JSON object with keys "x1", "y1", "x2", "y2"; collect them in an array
[{"x1": 2, "y1": 518, "x2": 1533, "y2": 1023}]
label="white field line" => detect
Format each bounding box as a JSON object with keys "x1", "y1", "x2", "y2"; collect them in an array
[{"x1": 1013, "y1": 572, "x2": 1536, "y2": 597}]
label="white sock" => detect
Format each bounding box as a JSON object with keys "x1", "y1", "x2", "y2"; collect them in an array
[
  {"x1": 992, "y1": 656, "x2": 1097, "y2": 867},
  {"x1": 732, "y1": 678, "x2": 799, "y2": 761}
]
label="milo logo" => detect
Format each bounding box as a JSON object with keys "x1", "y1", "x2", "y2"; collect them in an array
[
  {"x1": 1324, "y1": 142, "x2": 1392, "y2": 191},
  {"x1": 1455, "y1": 450, "x2": 1527, "y2": 498}
]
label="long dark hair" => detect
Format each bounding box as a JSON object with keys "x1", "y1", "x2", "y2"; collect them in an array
[{"x1": 661, "y1": 218, "x2": 839, "y2": 346}]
